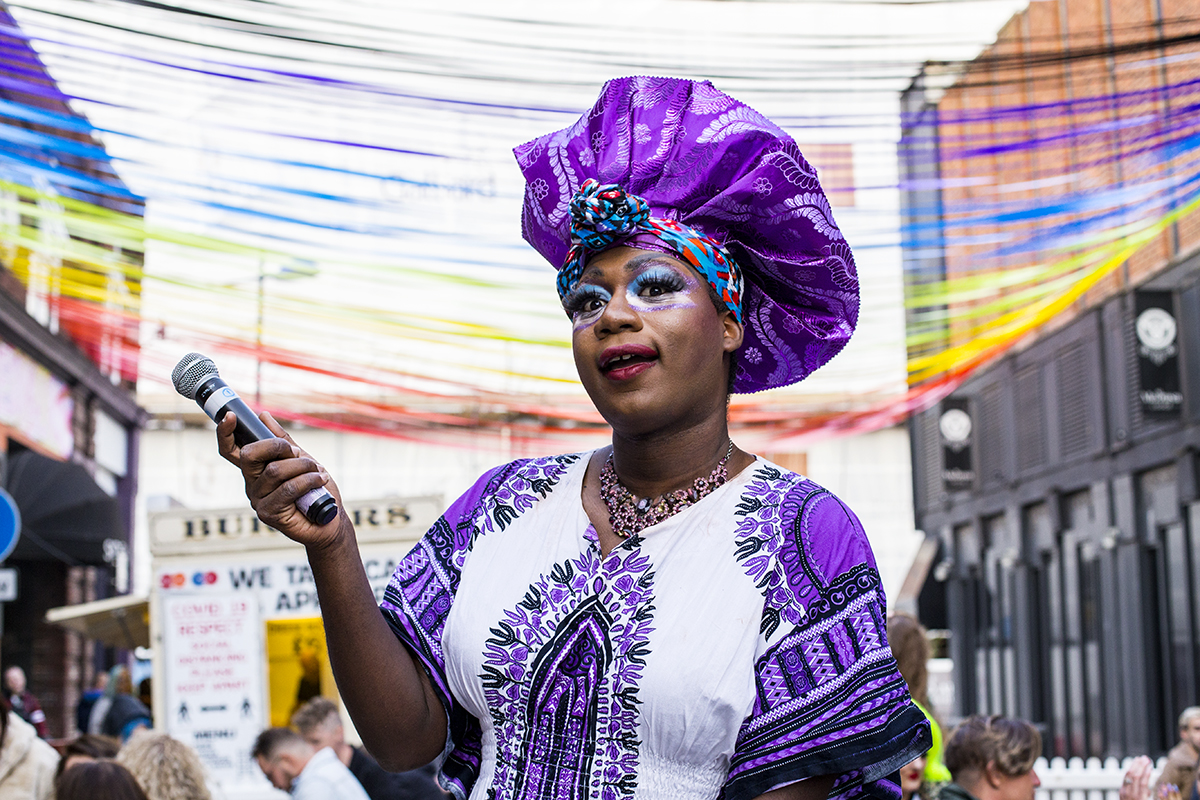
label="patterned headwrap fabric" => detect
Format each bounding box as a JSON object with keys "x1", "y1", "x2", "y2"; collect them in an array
[
  {"x1": 562, "y1": 179, "x2": 744, "y2": 323},
  {"x1": 516, "y1": 76, "x2": 859, "y2": 394}
]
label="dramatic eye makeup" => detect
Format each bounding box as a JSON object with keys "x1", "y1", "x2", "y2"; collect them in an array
[
  {"x1": 563, "y1": 283, "x2": 611, "y2": 319},
  {"x1": 629, "y1": 264, "x2": 688, "y2": 300},
  {"x1": 565, "y1": 258, "x2": 696, "y2": 325}
]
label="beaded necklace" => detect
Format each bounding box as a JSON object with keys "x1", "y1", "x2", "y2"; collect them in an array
[{"x1": 599, "y1": 440, "x2": 734, "y2": 538}]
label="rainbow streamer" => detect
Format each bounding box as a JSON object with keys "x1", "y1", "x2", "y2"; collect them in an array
[{"x1": 0, "y1": 0, "x2": 1196, "y2": 449}]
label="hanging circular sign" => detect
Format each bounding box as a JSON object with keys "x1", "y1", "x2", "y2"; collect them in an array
[
  {"x1": 0, "y1": 488, "x2": 21, "y2": 563},
  {"x1": 1136, "y1": 307, "x2": 1177, "y2": 351},
  {"x1": 939, "y1": 408, "x2": 972, "y2": 444}
]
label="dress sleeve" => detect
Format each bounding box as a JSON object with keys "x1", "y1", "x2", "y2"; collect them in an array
[
  {"x1": 721, "y1": 480, "x2": 931, "y2": 800},
  {"x1": 378, "y1": 465, "x2": 505, "y2": 799}
]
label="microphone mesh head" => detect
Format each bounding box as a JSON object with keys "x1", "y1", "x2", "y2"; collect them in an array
[{"x1": 171, "y1": 353, "x2": 219, "y2": 400}]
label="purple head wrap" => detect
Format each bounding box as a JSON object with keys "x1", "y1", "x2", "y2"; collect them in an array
[{"x1": 515, "y1": 76, "x2": 859, "y2": 394}]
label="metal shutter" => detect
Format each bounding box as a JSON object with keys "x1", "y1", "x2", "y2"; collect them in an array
[
  {"x1": 1056, "y1": 342, "x2": 1093, "y2": 460},
  {"x1": 978, "y1": 382, "x2": 1007, "y2": 486},
  {"x1": 1015, "y1": 365, "x2": 1048, "y2": 472},
  {"x1": 915, "y1": 408, "x2": 943, "y2": 512}
]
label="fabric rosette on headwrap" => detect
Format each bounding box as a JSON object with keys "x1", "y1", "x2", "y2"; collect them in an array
[{"x1": 515, "y1": 75, "x2": 859, "y2": 394}]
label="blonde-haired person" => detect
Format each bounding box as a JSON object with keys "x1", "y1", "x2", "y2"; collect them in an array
[
  {"x1": 1153, "y1": 708, "x2": 1200, "y2": 800},
  {"x1": 117, "y1": 729, "x2": 212, "y2": 800}
]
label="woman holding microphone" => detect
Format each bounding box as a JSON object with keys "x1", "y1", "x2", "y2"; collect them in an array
[{"x1": 218, "y1": 76, "x2": 928, "y2": 800}]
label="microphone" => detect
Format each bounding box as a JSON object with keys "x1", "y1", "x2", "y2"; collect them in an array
[{"x1": 171, "y1": 353, "x2": 339, "y2": 526}]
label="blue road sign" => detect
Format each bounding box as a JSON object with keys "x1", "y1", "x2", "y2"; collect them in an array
[{"x1": 0, "y1": 488, "x2": 20, "y2": 563}]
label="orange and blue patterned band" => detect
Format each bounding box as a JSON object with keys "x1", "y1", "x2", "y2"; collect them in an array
[{"x1": 559, "y1": 179, "x2": 745, "y2": 324}]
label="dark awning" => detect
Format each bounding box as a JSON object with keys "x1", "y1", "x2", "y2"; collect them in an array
[{"x1": 3, "y1": 449, "x2": 123, "y2": 566}]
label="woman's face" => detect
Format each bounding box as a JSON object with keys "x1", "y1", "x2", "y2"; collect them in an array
[
  {"x1": 566, "y1": 246, "x2": 742, "y2": 436},
  {"x1": 900, "y1": 756, "x2": 926, "y2": 797}
]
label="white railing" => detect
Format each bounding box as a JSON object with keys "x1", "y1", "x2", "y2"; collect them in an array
[{"x1": 1033, "y1": 757, "x2": 1169, "y2": 800}]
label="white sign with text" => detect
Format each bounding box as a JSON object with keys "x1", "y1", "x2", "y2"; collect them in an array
[{"x1": 162, "y1": 593, "x2": 265, "y2": 786}]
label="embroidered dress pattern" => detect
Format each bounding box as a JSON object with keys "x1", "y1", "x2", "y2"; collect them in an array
[
  {"x1": 481, "y1": 542, "x2": 656, "y2": 800},
  {"x1": 381, "y1": 454, "x2": 928, "y2": 800},
  {"x1": 719, "y1": 466, "x2": 930, "y2": 800},
  {"x1": 381, "y1": 454, "x2": 580, "y2": 798}
]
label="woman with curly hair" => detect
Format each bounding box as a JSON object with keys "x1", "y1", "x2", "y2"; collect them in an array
[{"x1": 117, "y1": 730, "x2": 211, "y2": 800}]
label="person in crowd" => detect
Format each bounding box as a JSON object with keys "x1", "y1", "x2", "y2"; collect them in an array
[
  {"x1": 77, "y1": 672, "x2": 110, "y2": 737},
  {"x1": 1154, "y1": 707, "x2": 1200, "y2": 800},
  {"x1": 89, "y1": 666, "x2": 122, "y2": 735},
  {"x1": 901, "y1": 756, "x2": 928, "y2": 800},
  {"x1": 291, "y1": 696, "x2": 445, "y2": 800},
  {"x1": 5, "y1": 665, "x2": 48, "y2": 738},
  {"x1": 57, "y1": 733, "x2": 121, "y2": 779},
  {"x1": 56, "y1": 760, "x2": 149, "y2": 800},
  {"x1": 117, "y1": 728, "x2": 212, "y2": 800},
  {"x1": 890, "y1": 613, "x2": 953, "y2": 797},
  {"x1": 101, "y1": 667, "x2": 151, "y2": 742},
  {"x1": 941, "y1": 715, "x2": 1041, "y2": 800},
  {"x1": 0, "y1": 694, "x2": 58, "y2": 800},
  {"x1": 219, "y1": 75, "x2": 928, "y2": 800},
  {"x1": 136, "y1": 678, "x2": 152, "y2": 715},
  {"x1": 253, "y1": 726, "x2": 370, "y2": 800},
  {"x1": 1120, "y1": 755, "x2": 1188, "y2": 800}
]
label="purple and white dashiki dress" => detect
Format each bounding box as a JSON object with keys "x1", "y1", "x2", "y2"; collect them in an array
[{"x1": 380, "y1": 452, "x2": 929, "y2": 800}]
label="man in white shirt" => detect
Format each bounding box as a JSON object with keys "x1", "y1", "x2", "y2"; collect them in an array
[
  {"x1": 291, "y1": 697, "x2": 445, "y2": 800},
  {"x1": 253, "y1": 727, "x2": 370, "y2": 800}
]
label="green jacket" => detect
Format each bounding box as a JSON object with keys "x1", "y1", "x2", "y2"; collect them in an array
[{"x1": 915, "y1": 700, "x2": 953, "y2": 783}]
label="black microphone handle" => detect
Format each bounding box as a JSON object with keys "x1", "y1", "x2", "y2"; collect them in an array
[
  {"x1": 216, "y1": 396, "x2": 276, "y2": 447},
  {"x1": 194, "y1": 375, "x2": 339, "y2": 526}
]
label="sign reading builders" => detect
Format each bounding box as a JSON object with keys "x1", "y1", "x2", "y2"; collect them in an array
[
  {"x1": 1135, "y1": 291, "x2": 1183, "y2": 418},
  {"x1": 939, "y1": 398, "x2": 974, "y2": 491}
]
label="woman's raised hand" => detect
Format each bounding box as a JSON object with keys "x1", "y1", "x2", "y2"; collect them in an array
[{"x1": 216, "y1": 410, "x2": 346, "y2": 551}]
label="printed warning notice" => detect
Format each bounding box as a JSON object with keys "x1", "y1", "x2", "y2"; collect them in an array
[{"x1": 162, "y1": 593, "x2": 263, "y2": 784}]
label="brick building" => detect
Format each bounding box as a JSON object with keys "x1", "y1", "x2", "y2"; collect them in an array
[{"x1": 903, "y1": 1, "x2": 1200, "y2": 758}]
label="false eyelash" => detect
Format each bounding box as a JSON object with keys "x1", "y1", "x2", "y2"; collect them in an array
[
  {"x1": 562, "y1": 284, "x2": 610, "y2": 316},
  {"x1": 631, "y1": 265, "x2": 687, "y2": 296}
]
